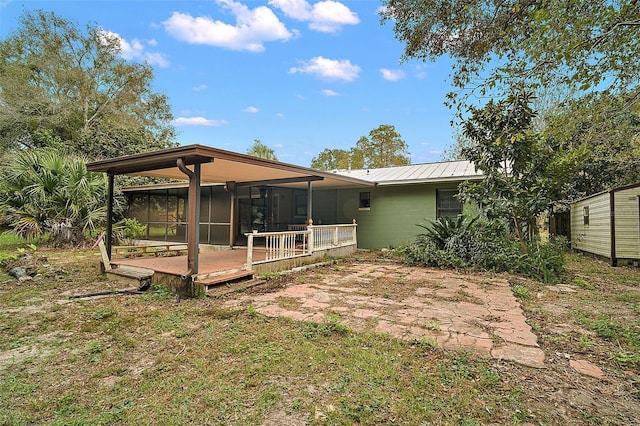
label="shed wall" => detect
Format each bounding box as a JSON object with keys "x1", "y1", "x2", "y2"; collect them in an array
[
  {"x1": 613, "y1": 187, "x2": 640, "y2": 260},
  {"x1": 571, "y1": 193, "x2": 610, "y2": 257}
]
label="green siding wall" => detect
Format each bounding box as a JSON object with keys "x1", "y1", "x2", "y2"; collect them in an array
[{"x1": 315, "y1": 183, "x2": 462, "y2": 249}]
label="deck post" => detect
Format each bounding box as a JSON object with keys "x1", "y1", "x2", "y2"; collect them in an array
[
  {"x1": 307, "y1": 181, "x2": 313, "y2": 223},
  {"x1": 225, "y1": 181, "x2": 236, "y2": 247},
  {"x1": 177, "y1": 158, "x2": 201, "y2": 276},
  {"x1": 106, "y1": 173, "x2": 114, "y2": 261},
  {"x1": 246, "y1": 232, "x2": 254, "y2": 270},
  {"x1": 352, "y1": 219, "x2": 357, "y2": 246},
  {"x1": 307, "y1": 219, "x2": 314, "y2": 253}
]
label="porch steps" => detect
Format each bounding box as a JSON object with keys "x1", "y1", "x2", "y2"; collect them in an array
[
  {"x1": 193, "y1": 269, "x2": 260, "y2": 296},
  {"x1": 106, "y1": 265, "x2": 154, "y2": 290},
  {"x1": 206, "y1": 278, "x2": 266, "y2": 298}
]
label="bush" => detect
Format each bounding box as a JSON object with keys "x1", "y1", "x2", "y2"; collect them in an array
[
  {"x1": 113, "y1": 218, "x2": 147, "y2": 245},
  {"x1": 399, "y1": 216, "x2": 566, "y2": 283}
]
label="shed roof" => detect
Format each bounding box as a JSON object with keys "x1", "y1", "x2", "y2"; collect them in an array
[
  {"x1": 86, "y1": 144, "x2": 374, "y2": 189},
  {"x1": 333, "y1": 160, "x2": 482, "y2": 185}
]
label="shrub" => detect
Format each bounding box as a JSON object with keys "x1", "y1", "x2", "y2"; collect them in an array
[
  {"x1": 399, "y1": 216, "x2": 566, "y2": 283},
  {"x1": 113, "y1": 218, "x2": 147, "y2": 245}
]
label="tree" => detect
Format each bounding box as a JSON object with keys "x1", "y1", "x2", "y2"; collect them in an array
[
  {"x1": 441, "y1": 127, "x2": 473, "y2": 161},
  {"x1": 458, "y1": 91, "x2": 556, "y2": 254},
  {"x1": 0, "y1": 148, "x2": 121, "y2": 246},
  {"x1": 381, "y1": 0, "x2": 640, "y2": 108},
  {"x1": 0, "y1": 10, "x2": 176, "y2": 160},
  {"x1": 542, "y1": 91, "x2": 640, "y2": 198},
  {"x1": 247, "y1": 139, "x2": 277, "y2": 160},
  {"x1": 310, "y1": 148, "x2": 364, "y2": 171},
  {"x1": 356, "y1": 124, "x2": 410, "y2": 168}
]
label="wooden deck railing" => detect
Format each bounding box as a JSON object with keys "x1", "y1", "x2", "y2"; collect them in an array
[{"x1": 245, "y1": 222, "x2": 357, "y2": 270}]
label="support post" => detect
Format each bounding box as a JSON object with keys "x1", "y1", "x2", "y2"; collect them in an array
[
  {"x1": 307, "y1": 181, "x2": 313, "y2": 223},
  {"x1": 177, "y1": 158, "x2": 201, "y2": 277},
  {"x1": 246, "y1": 232, "x2": 254, "y2": 270},
  {"x1": 225, "y1": 181, "x2": 236, "y2": 247},
  {"x1": 307, "y1": 219, "x2": 314, "y2": 253},
  {"x1": 352, "y1": 219, "x2": 357, "y2": 246},
  {"x1": 106, "y1": 173, "x2": 114, "y2": 261}
]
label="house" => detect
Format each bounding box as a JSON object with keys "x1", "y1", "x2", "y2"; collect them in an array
[
  {"x1": 87, "y1": 145, "x2": 482, "y2": 296},
  {"x1": 571, "y1": 182, "x2": 640, "y2": 266},
  {"x1": 117, "y1": 155, "x2": 482, "y2": 250}
]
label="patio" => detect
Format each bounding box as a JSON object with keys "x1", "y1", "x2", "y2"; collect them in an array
[{"x1": 221, "y1": 259, "x2": 547, "y2": 368}]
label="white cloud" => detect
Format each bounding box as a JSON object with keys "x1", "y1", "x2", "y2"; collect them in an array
[
  {"x1": 321, "y1": 89, "x2": 339, "y2": 96},
  {"x1": 270, "y1": 0, "x2": 359, "y2": 33},
  {"x1": 193, "y1": 84, "x2": 208, "y2": 91},
  {"x1": 289, "y1": 56, "x2": 361, "y2": 82},
  {"x1": 273, "y1": 143, "x2": 284, "y2": 148},
  {"x1": 380, "y1": 68, "x2": 406, "y2": 81},
  {"x1": 173, "y1": 117, "x2": 227, "y2": 126},
  {"x1": 276, "y1": 112, "x2": 285, "y2": 117},
  {"x1": 163, "y1": 0, "x2": 294, "y2": 52},
  {"x1": 243, "y1": 106, "x2": 260, "y2": 113},
  {"x1": 100, "y1": 30, "x2": 169, "y2": 67}
]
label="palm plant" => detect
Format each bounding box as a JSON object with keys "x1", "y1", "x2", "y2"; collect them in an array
[
  {"x1": 416, "y1": 215, "x2": 478, "y2": 249},
  {"x1": 0, "y1": 148, "x2": 119, "y2": 245}
]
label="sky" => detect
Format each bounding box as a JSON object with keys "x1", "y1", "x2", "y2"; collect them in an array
[{"x1": 0, "y1": 0, "x2": 458, "y2": 167}]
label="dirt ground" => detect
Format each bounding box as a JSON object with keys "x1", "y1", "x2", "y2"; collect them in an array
[
  {"x1": 1, "y1": 248, "x2": 639, "y2": 424},
  {"x1": 223, "y1": 250, "x2": 640, "y2": 424}
]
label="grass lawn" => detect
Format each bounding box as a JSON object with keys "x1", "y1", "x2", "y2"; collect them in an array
[{"x1": 0, "y1": 243, "x2": 638, "y2": 425}]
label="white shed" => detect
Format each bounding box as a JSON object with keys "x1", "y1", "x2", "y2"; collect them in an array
[{"x1": 571, "y1": 183, "x2": 640, "y2": 266}]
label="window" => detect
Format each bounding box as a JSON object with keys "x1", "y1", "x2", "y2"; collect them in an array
[
  {"x1": 436, "y1": 189, "x2": 462, "y2": 219},
  {"x1": 359, "y1": 192, "x2": 371, "y2": 210},
  {"x1": 583, "y1": 206, "x2": 589, "y2": 225}
]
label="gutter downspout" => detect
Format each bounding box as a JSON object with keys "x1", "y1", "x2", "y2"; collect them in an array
[{"x1": 177, "y1": 158, "x2": 201, "y2": 278}]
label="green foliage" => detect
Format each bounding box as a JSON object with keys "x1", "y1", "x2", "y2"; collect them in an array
[
  {"x1": 510, "y1": 284, "x2": 530, "y2": 300},
  {"x1": 573, "y1": 277, "x2": 595, "y2": 291},
  {"x1": 303, "y1": 313, "x2": 349, "y2": 338},
  {"x1": 459, "y1": 91, "x2": 559, "y2": 252},
  {"x1": 0, "y1": 148, "x2": 122, "y2": 245},
  {"x1": 381, "y1": 0, "x2": 640, "y2": 109},
  {"x1": 400, "y1": 216, "x2": 566, "y2": 283},
  {"x1": 0, "y1": 9, "x2": 176, "y2": 160},
  {"x1": 113, "y1": 218, "x2": 147, "y2": 245},
  {"x1": 542, "y1": 91, "x2": 640, "y2": 197},
  {"x1": 247, "y1": 139, "x2": 277, "y2": 161},
  {"x1": 384, "y1": 1, "x2": 640, "y2": 199},
  {"x1": 310, "y1": 124, "x2": 409, "y2": 169},
  {"x1": 310, "y1": 148, "x2": 363, "y2": 171},
  {"x1": 356, "y1": 124, "x2": 411, "y2": 168},
  {"x1": 260, "y1": 271, "x2": 282, "y2": 281},
  {"x1": 417, "y1": 215, "x2": 478, "y2": 250}
]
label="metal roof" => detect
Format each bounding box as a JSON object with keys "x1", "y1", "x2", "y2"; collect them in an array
[
  {"x1": 86, "y1": 144, "x2": 375, "y2": 189},
  {"x1": 332, "y1": 160, "x2": 482, "y2": 185}
]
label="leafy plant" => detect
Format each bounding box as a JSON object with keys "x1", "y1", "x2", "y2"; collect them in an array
[
  {"x1": 400, "y1": 215, "x2": 566, "y2": 282},
  {"x1": 0, "y1": 148, "x2": 123, "y2": 246},
  {"x1": 113, "y1": 218, "x2": 147, "y2": 245}
]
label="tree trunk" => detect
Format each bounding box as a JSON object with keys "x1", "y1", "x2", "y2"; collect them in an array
[{"x1": 513, "y1": 216, "x2": 528, "y2": 254}]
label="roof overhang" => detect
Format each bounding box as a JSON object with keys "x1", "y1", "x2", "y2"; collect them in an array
[{"x1": 87, "y1": 144, "x2": 375, "y2": 189}]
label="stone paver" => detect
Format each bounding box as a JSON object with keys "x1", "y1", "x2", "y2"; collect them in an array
[
  {"x1": 570, "y1": 359, "x2": 605, "y2": 379},
  {"x1": 224, "y1": 262, "x2": 545, "y2": 367}
]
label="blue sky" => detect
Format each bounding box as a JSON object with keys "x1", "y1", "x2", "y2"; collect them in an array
[{"x1": 1, "y1": 0, "x2": 458, "y2": 167}]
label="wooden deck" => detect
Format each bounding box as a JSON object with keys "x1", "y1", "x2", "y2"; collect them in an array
[{"x1": 110, "y1": 248, "x2": 266, "y2": 277}]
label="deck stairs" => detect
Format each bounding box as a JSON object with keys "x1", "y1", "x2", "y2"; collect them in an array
[
  {"x1": 106, "y1": 265, "x2": 154, "y2": 290},
  {"x1": 194, "y1": 269, "x2": 264, "y2": 297}
]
